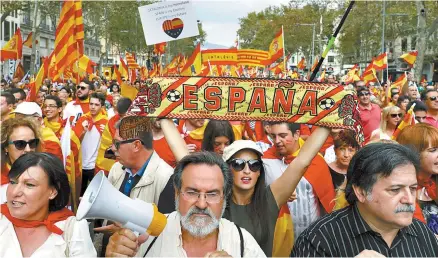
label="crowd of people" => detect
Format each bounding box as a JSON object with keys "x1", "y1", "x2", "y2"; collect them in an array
[{"x1": 1, "y1": 73, "x2": 438, "y2": 257}]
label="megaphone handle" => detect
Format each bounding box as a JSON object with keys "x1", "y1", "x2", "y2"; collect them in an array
[{"x1": 123, "y1": 221, "x2": 145, "y2": 236}]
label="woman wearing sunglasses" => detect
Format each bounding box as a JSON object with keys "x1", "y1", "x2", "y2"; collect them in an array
[
  {"x1": 1, "y1": 118, "x2": 42, "y2": 201},
  {"x1": 397, "y1": 123, "x2": 438, "y2": 234},
  {"x1": 221, "y1": 127, "x2": 329, "y2": 256},
  {"x1": 369, "y1": 106, "x2": 402, "y2": 142},
  {"x1": 0, "y1": 152, "x2": 97, "y2": 257}
]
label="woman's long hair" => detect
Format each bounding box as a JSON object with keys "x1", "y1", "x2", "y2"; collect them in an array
[{"x1": 202, "y1": 120, "x2": 235, "y2": 152}]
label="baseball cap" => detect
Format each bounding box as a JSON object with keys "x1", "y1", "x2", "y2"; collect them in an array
[
  {"x1": 13, "y1": 102, "x2": 43, "y2": 117},
  {"x1": 222, "y1": 140, "x2": 263, "y2": 162}
]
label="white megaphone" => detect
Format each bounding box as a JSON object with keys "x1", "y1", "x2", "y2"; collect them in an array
[{"x1": 76, "y1": 171, "x2": 167, "y2": 236}]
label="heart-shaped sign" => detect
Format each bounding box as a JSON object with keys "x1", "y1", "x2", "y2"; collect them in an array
[{"x1": 162, "y1": 18, "x2": 184, "y2": 39}]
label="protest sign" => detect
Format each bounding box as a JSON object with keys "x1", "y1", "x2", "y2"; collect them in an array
[{"x1": 138, "y1": 1, "x2": 199, "y2": 45}]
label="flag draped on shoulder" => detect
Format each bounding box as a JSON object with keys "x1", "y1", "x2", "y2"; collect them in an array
[
  {"x1": 400, "y1": 50, "x2": 418, "y2": 67},
  {"x1": 181, "y1": 43, "x2": 202, "y2": 76},
  {"x1": 1, "y1": 28, "x2": 22, "y2": 61}
]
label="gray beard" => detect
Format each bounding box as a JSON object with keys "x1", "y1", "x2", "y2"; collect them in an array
[{"x1": 175, "y1": 196, "x2": 226, "y2": 238}]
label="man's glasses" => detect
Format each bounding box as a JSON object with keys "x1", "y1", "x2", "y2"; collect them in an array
[
  {"x1": 43, "y1": 104, "x2": 58, "y2": 109},
  {"x1": 390, "y1": 113, "x2": 403, "y2": 118},
  {"x1": 77, "y1": 86, "x2": 87, "y2": 90},
  {"x1": 8, "y1": 139, "x2": 40, "y2": 150},
  {"x1": 50, "y1": 89, "x2": 58, "y2": 93},
  {"x1": 112, "y1": 138, "x2": 143, "y2": 150},
  {"x1": 228, "y1": 158, "x2": 262, "y2": 172},
  {"x1": 428, "y1": 96, "x2": 438, "y2": 101},
  {"x1": 181, "y1": 190, "x2": 222, "y2": 204},
  {"x1": 357, "y1": 92, "x2": 370, "y2": 97}
]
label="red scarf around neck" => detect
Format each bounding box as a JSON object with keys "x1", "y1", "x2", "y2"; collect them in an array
[
  {"x1": 1, "y1": 204, "x2": 73, "y2": 235},
  {"x1": 73, "y1": 98, "x2": 90, "y2": 114}
]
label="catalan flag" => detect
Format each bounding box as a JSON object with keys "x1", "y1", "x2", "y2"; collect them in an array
[
  {"x1": 297, "y1": 57, "x2": 306, "y2": 70},
  {"x1": 268, "y1": 27, "x2": 284, "y2": 64},
  {"x1": 400, "y1": 50, "x2": 418, "y2": 67},
  {"x1": 392, "y1": 103, "x2": 416, "y2": 140},
  {"x1": 181, "y1": 43, "x2": 202, "y2": 76},
  {"x1": 53, "y1": 0, "x2": 84, "y2": 76},
  {"x1": 372, "y1": 53, "x2": 388, "y2": 71},
  {"x1": 1, "y1": 28, "x2": 22, "y2": 61},
  {"x1": 23, "y1": 32, "x2": 38, "y2": 48},
  {"x1": 126, "y1": 52, "x2": 140, "y2": 69},
  {"x1": 272, "y1": 204, "x2": 294, "y2": 257}
]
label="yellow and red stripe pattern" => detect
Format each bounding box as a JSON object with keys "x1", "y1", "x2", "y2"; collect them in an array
[
  {"x1": 237, "y1": 49, "x2": 270, "y2": 67},
  {"x1": 53, "y1": 0, "x2": 84, "y2": 76},
  {"x1": 1, "y1": 28, "x2": 22, "y2": 61},
  {"x1": 272, "y1": 204, "x2": 294, "y2": 257},
  {"x1": 126, "y1": 52, "x2": 140, "y2": 69},
  {"x1": 400, "y1": 50, "x2": 418, "y2": 66},
  {"x1": 372, "y1": 52, "x2": 388, "y2": 71},
  {"x1": 392, "y1": 103, "x2": 416, "y2": 140}
]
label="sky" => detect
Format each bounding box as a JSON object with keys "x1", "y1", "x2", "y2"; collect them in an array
[{"x1": 193, "y1": 0, "x2": 291, "y2": 47}]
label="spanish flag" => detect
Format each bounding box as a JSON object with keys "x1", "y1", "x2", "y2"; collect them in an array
[
  {"x1": 272, "y1": 204, "x2": 294, "y2": 257},
  {"x1": 390, "y1": 73, "x2": 407, "y2": 92},
  {"x1": 23, "y1": 32, "x2": 38, "y2": 48},
  {"x1": 297, "y1": 57, "x2": 306, "y2": 70},
  {"x1": 119, "y1": 56, "x2": 129, "y2": 78},
  {"x1": 95, "y1": 115, "x2": 119, "y2": 176},
  {"x1": 344, "y1": 64, "x2": 360, "y2": 84},
  {"x1": 1, "y1": 27, "x2": 22, "y2": 61},
  {"x1": 268, "y1": 27, "x2": 284, "y2": 64},
  {"x1": 154, "y1": 42, "x2": 167, "y2": 55},
  {"x1": 372, "y1": 53, "x2": 388, "y2": 71},
  {"x1": 270, "y1": 61, "x2": 284, "y2": 75},
  {"x1": 400, "y1": 50, "x2": 418, "y2": 66},
  {"x1": 362, "y1": 69, "x2": 377, "y2": 85},
  {"x1": 181, "y1": 43, "x2": 202, "y2": 76},
  {"x1": 392, "y1": 103, "x2": 416, "y2": 140},
  {"x1": 26, "y1": 58, "x2": 48, "y2": 102},
  {"x1": 13, "y1": 61, "x2": 25, "y2": 81},
  {"x1": 78, "y1": 54, "x2": 96, "y2": 74}
]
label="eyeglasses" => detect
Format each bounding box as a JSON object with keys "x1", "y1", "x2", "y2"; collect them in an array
[
  {"x1": 228, "y1": 158, "x2": 262, "y2": 172},
  {"x1": 50, "y1": 90, "x2": 57, "y2": 93},
  {"x1": 112, "y1": 138, "x2": 143, "y2": 150},
  {"x1": 8, "y1": 139, "x2": 40, "y2": 150},
  {"x1": 390, "y1": 113, "x2": 403, "y2": 118},
  {"x1": 77, "y1": 86, "x2": 87, "y2": 91},
  {"x1": 43, "y1": 104, "x2": 58, "y2": 109},
  {"x1": 357, "y1": 92, "x2": 370, "y2": 97},
  {"x1": 428, "y1": 96, "x2": 438, "y2": 101},
  {"x1": 181, "y1": 190, "x2": 222, "y2": 204}
]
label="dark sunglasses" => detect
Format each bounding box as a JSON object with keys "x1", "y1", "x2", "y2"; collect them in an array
[
  {"x1": 8, "y1": 139, "x2": 40, "y2": 150},
  {"x1": 112, "y1": 138, "x2": 143, "y2": 150},
  {"x1": 357, "y1": 92, "x2": 370, "y2": 97},
  {"x1": 77, "y1": 86, "x2": 87, "y2": 90},
  {"x1": 50, "y1": 89, "x2": 57, "y2": 92},
  {"x1": 228, "y1": 158, "x2": 262, "y2": 172},
  {"x1": 428, "y1": 96, "x2": 438, "y2": 101},
  {"x1": 390, "y1": 113, "x2": 403, "y2": 118}
]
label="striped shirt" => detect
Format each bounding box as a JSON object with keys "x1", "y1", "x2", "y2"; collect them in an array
[{"x1": 291, "y1": 204, "x2": 438, "y2": 257}]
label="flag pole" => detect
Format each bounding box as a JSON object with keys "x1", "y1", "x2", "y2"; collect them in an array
[
  {"x1": 310, "y1": 0, "x2": 355, "y2": 81},
  {"x1": 282, "y1": 25, "x2": 286, "y2": 72},
  {"x1": 386, "y1": 51, "x2": 389, "y2": 83}
]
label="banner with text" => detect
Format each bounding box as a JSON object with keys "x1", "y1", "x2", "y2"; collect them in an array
[{"x1": 127, "y1": 77, "x2": 364, "y2": 143}]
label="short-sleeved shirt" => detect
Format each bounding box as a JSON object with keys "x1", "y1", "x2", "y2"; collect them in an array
[
  {"x1": 223, "y1": 186, "x2": 279, "y2": 256},
  {"x1": 424, "y1": 114, "x2": 438, "y2": 128},
  {"x1": 358, "y1": 103, "x2": 381, "y2": 143}
]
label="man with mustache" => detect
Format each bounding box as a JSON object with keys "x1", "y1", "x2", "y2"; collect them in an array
[
  {"x1": 292, "y1": 143, "x2": 438, "y2": 257},
  {"x1": 105, "y1": 152, "x2": 265, "y2": 257}
]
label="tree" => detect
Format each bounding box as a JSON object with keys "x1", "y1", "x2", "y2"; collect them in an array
[{"x1": 0, "y1": 0, "x2": 27, "y2": 24}]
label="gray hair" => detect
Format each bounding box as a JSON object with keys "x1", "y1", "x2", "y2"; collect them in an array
[{"x1": 173, "y1": 151, "x2": 233, "y2": 199}]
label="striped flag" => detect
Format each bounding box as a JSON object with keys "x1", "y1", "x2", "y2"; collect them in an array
[
  {"x1": 119, "y1": 57, "x2": 129, "y2": 79},
  {"x1": 390, "y1": 73, "x2": 407, "y2": 92},
  {"x1": 392, "y1": 103, "x2": 416, "y2": 140},
  {"x1": 181, "y1": 43, "x2": 202, "y2": 76},
  {"x1": 400, "y1": 50, "x2": 418, "y2": 66},
  {"x1": 23, "y1": 32, "x2": 38, "y2": 48},
  {"x1": 372, "y1": 53, "x2": 388, "y2": 71},
  {"x1": 53, "y1": 0, "x2": 84, "y2": 76},
  {"x1": 125, "y1": 52, "x2": 140, "y2": 69}
]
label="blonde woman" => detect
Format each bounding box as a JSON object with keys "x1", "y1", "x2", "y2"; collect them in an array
[{"x1": 369, "y1": 106, "x2": 402, "y2": 141}]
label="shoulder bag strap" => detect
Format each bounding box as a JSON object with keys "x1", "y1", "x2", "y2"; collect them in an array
[{"x1": 235, "y1": 224, "x2": 244, "y2": 257}]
